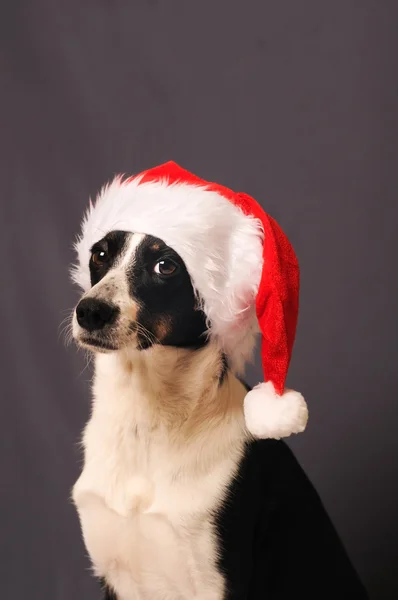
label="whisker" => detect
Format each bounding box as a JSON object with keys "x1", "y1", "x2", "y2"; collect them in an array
[
  {"x1": 60, "y1": 306, "x2": 76, "y2": 316},
  {"x1": 79, "y1": 349, "x2": 93, "y2": 377},
  {"x1": 134, "y1": 323, "x2": 160, "y2": 346},
  {"x1": 59, "y1": 312, "x2": 75, "y2": 347},
  {"x1": 135, "y1": 322, "x2": 159, "y2": 343}
]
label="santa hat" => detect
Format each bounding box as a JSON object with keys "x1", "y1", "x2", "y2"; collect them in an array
[{"x1": 73, "y1": 161, "x2": 308, "y2": 439}]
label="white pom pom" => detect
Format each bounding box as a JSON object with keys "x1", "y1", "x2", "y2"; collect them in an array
[{"x1": 243, "y1": 381, "x2": 308, "y2": 439}]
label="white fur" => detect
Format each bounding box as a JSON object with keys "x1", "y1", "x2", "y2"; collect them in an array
[
  {"x1": 71, "y1": 178, "x2": 264, "y2": 373},
  {"x1": 244, "y1": 381, "x2": 308, "y2": 440},
  {"x1": 73, "y1": 346, "x2": 248, "y2": 600}
]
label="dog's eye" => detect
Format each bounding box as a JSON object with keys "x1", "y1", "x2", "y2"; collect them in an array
[
  {"x1": 154, "y1": 259, "x2": 178, "y2": 276},
  {"x1": 91, "y1": 250, "x2": 108, "y2": 266}
]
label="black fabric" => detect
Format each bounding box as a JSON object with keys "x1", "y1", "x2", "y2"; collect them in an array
[{"x1": 215, "y1": 439, "x2": 368, "y2": 599}]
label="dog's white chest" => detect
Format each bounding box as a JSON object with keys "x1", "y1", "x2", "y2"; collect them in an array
[{"x1": 73, "y1": 408, "x2": 232, "y2": 600}]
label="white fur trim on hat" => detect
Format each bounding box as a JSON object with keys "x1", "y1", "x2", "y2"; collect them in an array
[{"x1": 243, "y1": 381, "x2": 308, "y2": 439}]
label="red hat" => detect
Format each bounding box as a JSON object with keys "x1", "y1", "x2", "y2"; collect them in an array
[{"x1": 73, "y1": 161, "x2": 308, "y2": 439}]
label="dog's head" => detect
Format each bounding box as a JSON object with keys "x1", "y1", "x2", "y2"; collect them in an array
[
  {"x1": 72, "y1": 230, "x2": 208, "y2": 353},
  {"x1": 71, "y1": 163, "x2": 265, "y2": 370}
]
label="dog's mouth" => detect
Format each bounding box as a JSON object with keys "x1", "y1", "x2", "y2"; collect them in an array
[{"x1": 78, "y1": 335, "x2": 120, "y2": 352}]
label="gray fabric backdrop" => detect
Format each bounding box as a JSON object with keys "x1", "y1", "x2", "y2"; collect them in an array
[{"x1": 1, "y1": 1, "x2": 397, "y2": 599}]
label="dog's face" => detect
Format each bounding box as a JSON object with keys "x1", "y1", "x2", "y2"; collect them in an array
[{"x1": 72, "y1": 231, "x2": 208, "y2": 353}]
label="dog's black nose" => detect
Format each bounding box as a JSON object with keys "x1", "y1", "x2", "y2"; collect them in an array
[{"x1": 76, "y1": 298, "x2": 118, "y2": 332}]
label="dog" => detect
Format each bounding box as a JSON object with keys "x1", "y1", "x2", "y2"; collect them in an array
[{"x1": 70, "y1": 165, "x2": 368, "y2": 599}]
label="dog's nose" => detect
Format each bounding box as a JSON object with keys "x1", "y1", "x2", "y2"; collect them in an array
[{"x1": 76, "y1": 298, "x2": 118, "y2": 332}]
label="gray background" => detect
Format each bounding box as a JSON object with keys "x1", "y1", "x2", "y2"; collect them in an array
[{"x1": 1, "y1": 1, "x2": 397, "y2": 599}]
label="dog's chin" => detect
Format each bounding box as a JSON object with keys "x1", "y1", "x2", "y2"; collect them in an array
[{"x1": 75, "y1": 335, "x2": 121, "y2": 353}]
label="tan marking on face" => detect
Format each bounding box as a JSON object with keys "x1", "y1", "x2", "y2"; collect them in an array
[
  {"x1": 154, "y1": 317, "x2": 172, "y2": 341},
  {"x1": 151, "y1": 243, "x2": 160, "y2": 251}
]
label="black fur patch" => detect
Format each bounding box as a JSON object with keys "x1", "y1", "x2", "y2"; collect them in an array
[
  {"x1": 219, "y1": 353, "x2": 229, "y2": 386},
  {"x1": 214, "y1": 439, "x2": 369, "y2": 599},
  {"x1": 127, "y1": 235, "x2": 208, "y2": 350},
  {"x1": 89, "y1": 231, "x2": 131, "y2": 287},
  {"x1": 99, "y1": 577, "x2": 117, "y2": 600},
  {"x1": 237, "y1": 377, "x2": 251, "y2": 393}
]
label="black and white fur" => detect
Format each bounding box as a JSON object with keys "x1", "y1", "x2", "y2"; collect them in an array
[{"x1": 72, "y1": 231, "x2": 368, "y2": 600}]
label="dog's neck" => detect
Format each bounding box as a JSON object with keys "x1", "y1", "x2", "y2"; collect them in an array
[{"x1": 91, "y1": 342, "x2": 247, "y2": 443}]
